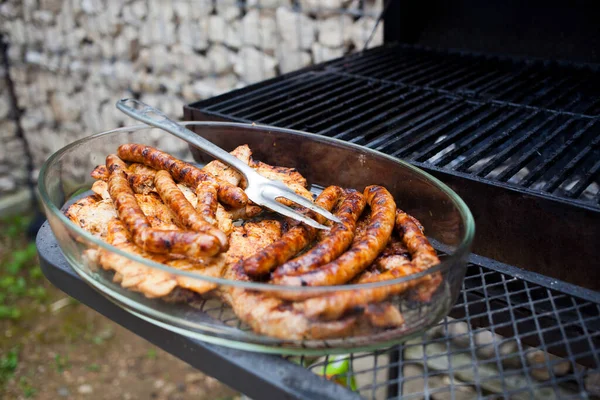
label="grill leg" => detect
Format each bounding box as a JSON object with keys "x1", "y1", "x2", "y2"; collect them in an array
[{"x1": 386, "y1": 345, "x2": 403, "y2": 398}]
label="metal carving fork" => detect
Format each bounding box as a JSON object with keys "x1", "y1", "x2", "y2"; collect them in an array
[{"x1": 116, "y1": 98, "x2": 341, "y2": 230}]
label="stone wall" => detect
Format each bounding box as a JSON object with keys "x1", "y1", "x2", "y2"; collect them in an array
[
  {"x1": 0, "y1": 62, "x2": 28, "y2": 194},
  {"x1": 0, "y1": 0, "x2": 383, "y2": 197}
]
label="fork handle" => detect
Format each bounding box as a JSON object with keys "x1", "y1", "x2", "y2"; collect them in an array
[{"x1": 116, "y1": 98, "x2": 257, "y2": 179}]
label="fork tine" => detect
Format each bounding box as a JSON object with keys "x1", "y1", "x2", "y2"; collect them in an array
[
  {"x1": 263, "y1": 200, "x2": 331, "y2": 230},
  {"x1": 268, "y1": 187, "x2": 342, "y2": 224}
]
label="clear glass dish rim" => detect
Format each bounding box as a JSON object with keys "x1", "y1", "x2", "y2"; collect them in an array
[{"x1": 38, "y1": 121, "x2": 475, "y2": 293}]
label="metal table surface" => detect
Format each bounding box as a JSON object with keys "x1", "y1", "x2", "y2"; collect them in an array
[{"x1": 36, "y1": 222, "x2": 361, "y2": 400}]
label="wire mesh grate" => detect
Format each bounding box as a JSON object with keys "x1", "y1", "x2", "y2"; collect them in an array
[
  {"x1": 194, "y1": 45, "x2": 600, "y2": 209},
  {"x1": 293, "y1": 262, "x2": 600, "y2": 399}
]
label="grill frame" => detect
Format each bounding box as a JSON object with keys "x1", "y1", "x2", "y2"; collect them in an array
[{"x1": 184, "y1": 43, "x2": 600, "y2": 291}]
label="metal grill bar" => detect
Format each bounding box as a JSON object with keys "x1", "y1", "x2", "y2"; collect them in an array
[
  {"x1": 342, "y1": 51, "x2": 429, "y2": 80},
  {"x1": 473, "y1": 113, "x2": 559, "y2": 177},
  {"x1": 359, "y1": 100, "x2": 464, "y2": 148},
  {"x1": 311, "y1": 89, "x2": 429, "y2": 137},
  {"x1": 325, "y1": 91, "x2": 441, "y2": 140},
  {"x1": 292, "y1": 85, "x2": 420, "y2": 132},
  {"x1": 273, "y1": 85, "x2": 410, "y2": 128},
  {"x1": 567, "y1": 159, "x2": 600, "y2": 198},
  {"x1": 402, "y1": 106, "x2": 502, "y2": 160},
  {"x1": 520, "y1": 119, "x2": 598, "y2": 188},
  {"x1": 217, "y1": 74, "x2": 338, "y2": 115},
  {"x1": 494, "y1": 118, "x2": 577, "y2": 182},
  {"x1": 454, "y1": 110, "x2": 536, "y2": 172},
  {"x1": 241, "y1": 76, "x2": 359, "y2": 121},
  {"x1": 543, "y1": 124, "x2": 600, "y2": 193},
  {"x1": 431, "y1": 108, "x2": 523, "y2": 167},
  {"x1": 375, "y1": 104, "x2": 484, "y2": 156}
]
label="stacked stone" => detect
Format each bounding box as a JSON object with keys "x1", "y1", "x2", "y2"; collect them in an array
[
  {"x1": 0, "y1": 63, "x2": 28, "y2": 195},
  {"x1": 0, "y1": 0, "x2": 383, "y2": 180}
]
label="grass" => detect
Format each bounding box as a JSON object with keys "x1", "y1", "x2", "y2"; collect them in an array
[
  {"x1": 146, "y1": 348, "x2": 158, "y2": 360},
  {"x1": 0, "y1": 347, "x2": 19, "y2": 386},
  {"x1": 0, "y1": 214, "x2": 49, "y2": 397},
  {"x1": 54, "y1": 354, "x2": 70, "y2": 373},
  {"x1": 0, "y1": 215, "x2": 47, "y2": 324}
]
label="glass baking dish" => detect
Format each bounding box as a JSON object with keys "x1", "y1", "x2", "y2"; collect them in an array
[{"x1": 38, "y1": 122, "x2": 474, "y2": 355}]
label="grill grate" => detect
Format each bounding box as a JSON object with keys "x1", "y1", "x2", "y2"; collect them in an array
[
  {"x1": 295, "y1": 260, "x2": 600, "y2": 399},
  {"x1": 195, "y1": 44, "x2": 600, "y2": 210}
]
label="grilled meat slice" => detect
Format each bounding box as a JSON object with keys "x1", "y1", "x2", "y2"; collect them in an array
[
  {"x1": 65, "y1": 195, "x2": 117, "y2": 239},
  {"x1": 203, "y1": 145, "x2": 252, "y2": 187},
  {"x1": 99, "y1": 219, "x2": 226, "y2": 297},
  {"x1": 223, "y1": 220, "x2": 283, "y2": 268},
  {"x1": 251, "y1": 160, "x2": 313, "y2": 202}
]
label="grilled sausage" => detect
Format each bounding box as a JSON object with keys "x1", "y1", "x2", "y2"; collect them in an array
[
  {"x1": 91, "y1": 163, "x2": 157, "y2": 195},
  {"x1": 106, "y1": 154, "x2": 222, "y2": 258},
  {"x1": 271, "y1": 189, "x2": 365, "y2": 280},
  {"x1": 297, "y1": 209, "x2": 441, "y2": 320},
  {"x1": 242, "y1": 186, "x2": 343, "y2": 276},
  {"x1": 117, "y1": 144, "x2": 247, "y2": 208},
  {"x1": 395, "y1": 210, "x2": 439, "y2": 272},
  {"x1": 194, "y1": 180, "x2": 219, "y2": 226},
  {"x1": 276, "y1": 185, "x2": 396, "y2": 287},
  {"x1": 154, "y1": 170, "x2": 228, "y2": 251}
]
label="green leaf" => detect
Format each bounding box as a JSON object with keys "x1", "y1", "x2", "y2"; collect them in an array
[
  {"x1": 19, "y1": 377, "x2": 36, "y2": 398},
  {"x1": 29, "y1": 266, "x2": 43, "y2": 280},
  {"x1": 146, "y1": 348, "x2": 157, "y2": 360},
  {"x1": 0, "y1": 347, "x2": 19, "y2": 384},
  {"x1": 86, "y1": 363, "x2": 100, "y2": 372},
  {"x1": 0, "y1": 305, "x2": 22, "y2": 320},
  {"x1": 0, "y1": 276, "x2": 15, "y2": 289},
  {"x1": 54, "y1": 354, "x2": 70, "y2": 373},
  {"x1": 312, "y1": 355, "x2": 357, "y2": 391}
]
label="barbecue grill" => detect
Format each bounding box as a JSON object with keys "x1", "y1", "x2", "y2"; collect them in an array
[{"x1": 38, "y1": 0, "x2": 600, "y2": 398}]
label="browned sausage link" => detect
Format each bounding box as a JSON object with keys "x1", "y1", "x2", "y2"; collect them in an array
[
  {"x1": 154, "y1": 170, "x2": 228, "y2": 251},
  {"x1": 299, "y1": 210, "x2": 441, "y2": 319},
  {"x1": 117, "y1": 144, "x2": 247, "y2": 208},
  {"x1": 106, "y1": 155, "x2": 221, "y2": 258},
  {"x1": 395, "y1": 210, "x2": 439, "y2": 271},
  {"x1": 277, "y1": 185, "x2": 396, "y2": 287},
  {"x1": 106, "y1": 155, "x2": 151, "y2": 237},
  {"x1": 395, "y1": 209, "x2": 441, "y2": 302},
  {"x1": 298, "y1": 264, "x2": 416, "y2": 319},
  {"x1": 271, "y1": 189, "x2": 365, "y2": 280},
  {"x1": 194, "y1": 181, "x2": 219, "y2": 226},
  {"x1": 242, "y1": 186, "x2": 343, "y2": 277}
]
